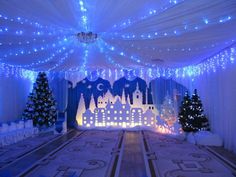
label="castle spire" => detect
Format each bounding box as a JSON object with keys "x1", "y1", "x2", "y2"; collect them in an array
[
  {"x1": 76, "y1": 93, "x2": 86, "y2": 126},
  {"x1": 136, "y1": 82, "x2": 139, "y2": 91},
  {"x1": 121, "y1": 88, "x2": 126, "y2": 104},
  {"x1": 127, "y1": 94, "x2": 131, "y2": 105},
  {"x1": 89, "y1": 93, "x2": 96, "y2": 113}
]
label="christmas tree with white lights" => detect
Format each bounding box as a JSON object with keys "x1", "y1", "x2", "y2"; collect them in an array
[
  {"x1": 22, "y1": 72, "x2": 57, "y2": 127},
  {"x1": 22, "y1": 93, "x2": 35, "y2": 120},
  {"x1": 190, "y1": 89, "x2": 210, "y2": 131},
  {"x1": 178, "y1": 91, "x2": 193, "y2": 132},
  {"x1": 160, "y1": 94, "x2": 176, "y2": 126}
]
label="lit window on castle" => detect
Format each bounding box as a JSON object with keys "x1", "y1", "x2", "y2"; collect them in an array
[
  {"x1": 107, "y1": 110, "x2": 110, "y2": 114},
  {"x1": 114, "y1": 117, "x2": 117, "y2": 120},
  {"x1": 126, "y1": 111, "x2": 129, "y2": 114},
  {"x1": 122, "y1": 105, "x2": 125, "y2": 109},
  {"x1": 84, "y1": 117, "x2": 87, "y2": 120},
  {"x1": 138, "y1": 110, "x2": 141, "y2": 113},
  {"x1": 90, "y1": 116, "x2": 93, "y2": 119},
  {"x1": 144, "y1": 121, "x2": 147, "y2": 124},
  {"x1": 111, "y1": 105, "x2": 114, "y2": 108},
  {"x1": 126, "y1": 117, "x2": 129, "y2": 120},
  {"x1": 132, "y1": 109, "x2": 135, "y2": 112},
  {"x1": 101, "y1": 109, "x2": 104, "y2": 113},
  {"x1": 119, "y1": 117, "x2": 122, "y2": 120},
  {"x1": 107, "y1": 117, "x2": 110, "y2": 120},
  {"x1": 144, "y1": 117, "x2": 147, "y2": 120},
  {"x1": 86, "y1": 124, "x2": 90, "y2": 127},
  {"x1": 114, "y1": 110, "x2": 117, "y2": 114}
]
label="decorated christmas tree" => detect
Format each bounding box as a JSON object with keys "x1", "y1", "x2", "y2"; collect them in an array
[
  {"x1": 190, "y1": 89, "x2": 210, "y2": 131},
  {"x1": 22, "y1": 93, "x2": 35, "y2": 120},
  {"x1": 160, "y1": 94, "x2": 176, "y2": 126},
  {"x1": 178, "y1": 91, "x2": 193, "y2": 132},
  {"x1": 22, "y1": 72, "x2": 57, "y2": 127}
]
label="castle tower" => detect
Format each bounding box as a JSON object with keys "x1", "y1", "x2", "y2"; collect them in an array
[
  {"x1": 76, "y1": 93, "x2": 86, "y2": 126},
  {"x1": 133, "y1": 82, "x2": 142, "y2": 106},
  {"x1": 104, "y1": 89, "x2": 114, "y2": 104},
  {"x1": 97, "y1": 95, "x2": 106, "y2": 108},
  {"x1": 142, "y1": 87, "x2": 149, "y2": 112},
  {"x1": 89, "y1": 93, "x2": 96, "y2": 113}
]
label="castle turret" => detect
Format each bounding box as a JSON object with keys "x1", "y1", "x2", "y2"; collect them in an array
[
  {"x1": 97, "y1": 95, "x2": 106, "y2": 108},
  {"x1": 104, "y1": 89, "x2": 114, "y2": 104},
  {"x1": 133, "y1": 82, "x2": 142, "y2": 106}
]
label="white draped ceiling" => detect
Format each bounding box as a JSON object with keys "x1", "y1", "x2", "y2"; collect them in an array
[{"x1": 0, "y1": 0, "x2": 236, "y2": 72}]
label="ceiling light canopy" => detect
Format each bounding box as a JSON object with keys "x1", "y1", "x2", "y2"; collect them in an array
[{"x1": 0, "y1": 0, "x2": 235, "y2": 76}]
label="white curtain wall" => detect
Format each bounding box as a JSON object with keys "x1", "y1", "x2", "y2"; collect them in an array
[
  {"x1": 176, "y1": 64, "x2": 236, "y2": 153},
  {"x1": 0, "y1": 75, "x2": 33, "y2": 123}
]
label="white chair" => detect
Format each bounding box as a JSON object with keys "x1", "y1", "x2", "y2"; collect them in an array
[
  {"x1": 16, "y1": 121, "x2": 25, "y2": 141},
  {"x1": 0, "y1": 123, "x2": 12, "y2": 145},
  {"x1": 9, "y1": 122, "x2": 18, "y2": 143},
  {"x1": 24, "y1": 120, "x2": 38, "y2": 137}
]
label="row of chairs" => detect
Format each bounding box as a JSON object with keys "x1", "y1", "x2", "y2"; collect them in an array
[{"x1": 0, "y1": 120, "x2": 38, "y2": 147}]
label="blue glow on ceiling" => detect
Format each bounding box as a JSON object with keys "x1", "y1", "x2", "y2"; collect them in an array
[{"x1": 0, "y1": 0, "x2": 235, "y2": 79}]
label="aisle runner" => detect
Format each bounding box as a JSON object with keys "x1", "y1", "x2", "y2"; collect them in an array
[
  {"x1": 144, "y1": 131, "x2": 234, "y2": 177},
  {"x1": 118, "y1": 132, "x2": 147, "y2": 177},
  {"x1": 0, "y1": 132, "x2": 59, "y2": 168},
  {"x1": 25, "y1": 130, "x2": 121, "y2": 177}
]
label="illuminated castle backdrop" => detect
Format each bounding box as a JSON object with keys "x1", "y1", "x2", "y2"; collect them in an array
[
  {"x1": 77, "y1": 84, "x2": 158, "y2": 128},
  {"x1": 67, "y1": 75, "x2": 187, "y2": 130}
]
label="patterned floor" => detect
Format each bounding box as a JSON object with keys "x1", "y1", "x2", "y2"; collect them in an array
[
  {"x1": 0, "y1": 130, "x2": 235, "y2": 177},
  {"x1": 143, "y1": 131, "x2": 235, "y2": 177},
  {"x1": 0, "y1": 132, "x2": 59, "y2": 169},
  {"x1": 24, "y1": 130, "x2": 122, "y2": 177}
]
